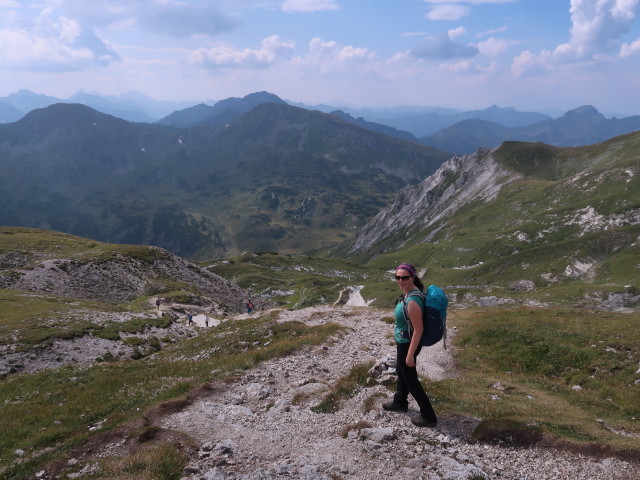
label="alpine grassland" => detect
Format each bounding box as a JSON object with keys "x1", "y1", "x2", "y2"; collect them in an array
[
  {"x1": 0, "y1": 305, "x2": 343, "y2": 479},
  {"x1": 206, "y1": 252, "x2": 379, "y2": 309},
  {"x1": 427, "y1": 307, "x2": 640, "y2": 453}
]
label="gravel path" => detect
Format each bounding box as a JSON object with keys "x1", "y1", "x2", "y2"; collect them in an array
[{"x1": 155, "y1": 305, "x2": 635, "y2": 480}]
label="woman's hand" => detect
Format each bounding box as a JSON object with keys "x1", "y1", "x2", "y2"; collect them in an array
[{"x1": 406, "y1": 353, "x2": 416, "y2": 367}]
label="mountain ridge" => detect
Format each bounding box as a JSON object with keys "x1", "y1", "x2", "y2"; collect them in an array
[
  {"x1": 0, "y1": 102, "x2": 450, "y2": 258},
  {"x1": 421, "y1": 105, "x2": 640, "y2": 154},
  {"x1": 332, "y1": 130, "x2": 639, "y2": 309}
]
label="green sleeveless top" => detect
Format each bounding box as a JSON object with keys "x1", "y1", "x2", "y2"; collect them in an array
[{"x1": 394, "y1": 289, "x2": 424, "y2": 343}]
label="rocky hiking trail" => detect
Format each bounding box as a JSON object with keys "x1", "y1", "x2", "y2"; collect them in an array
[{"x1": 88, "y1": 304, "x2": 634, "y2": 480}]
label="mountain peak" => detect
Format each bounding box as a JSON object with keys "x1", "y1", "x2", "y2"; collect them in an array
[{"x1": 561, "y1": 105, "x2": 602, "y2": 119}]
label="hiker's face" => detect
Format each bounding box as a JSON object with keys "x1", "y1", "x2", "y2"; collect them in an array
[{"x1": 395, "y1": 269, "x2": 413, "y2": 287}]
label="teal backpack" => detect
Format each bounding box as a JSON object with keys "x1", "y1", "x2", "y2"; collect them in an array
[{"x1": 402, "y1": 285, "x2": 448, "y2": 348}]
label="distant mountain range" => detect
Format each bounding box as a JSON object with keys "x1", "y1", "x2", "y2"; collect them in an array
[
  {"x1": 4, "y1": 90, "x2": 640, "y2": 157},
  {"x1": 363, "y1": 104, "x2": 552, "y2": 138},
  {"x1": 0, "y1": 89, "x2": 202, "y2": 124},
  {"x1": 0, "y1": 102, "x2": 449, "y2": 259},
  {"x1": 157, "y1": 91, "x2": 287, "y2": 127},
  {"x1": 422, "y1": 105, "x2": 640, "y2": 155}
]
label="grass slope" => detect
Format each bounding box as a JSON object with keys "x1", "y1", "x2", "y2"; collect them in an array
[
  {"x1": 439, "y1": 308, "x2": 640, "y2": 455},
  {"x1": 347, "y1": 135, "x2": 640, "y2": 309},
  {"x1": 0, "y1": 310, "x2": 342, "y2": 479}
]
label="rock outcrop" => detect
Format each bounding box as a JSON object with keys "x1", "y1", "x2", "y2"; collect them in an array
[
  {"x1": 0, "y1": 245, "x2": 260, "y2": 312},
  {"x1": 343, "y1": 148, "x2": 519, "y2": 255}
]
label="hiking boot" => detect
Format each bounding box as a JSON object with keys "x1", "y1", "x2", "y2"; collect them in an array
[
  {"x1": 411, "y1": 416, "x2": 438, "y2": 428},
  {"x1": 382, "y1": 401, "x2": 408, "y2": 412}
]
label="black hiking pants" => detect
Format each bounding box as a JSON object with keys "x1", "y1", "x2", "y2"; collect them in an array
[{"x1": 394, "y1": 342, "x2": 437, "y2": 422}]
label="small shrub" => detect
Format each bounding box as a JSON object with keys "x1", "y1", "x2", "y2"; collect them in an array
[
  {"x1": 340, "y1": 420, "x2": 373, "y2": 438},
  {"x1": 311, "y1": 362, "x2": 374, "y2": 414},
  {"x1": 131, "y1": 347, "x2": 143, "y2": 360}
]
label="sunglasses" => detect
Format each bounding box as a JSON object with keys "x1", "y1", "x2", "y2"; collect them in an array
[{"x1": 395, "y1": 275, "x2": 412, "y2": 281}]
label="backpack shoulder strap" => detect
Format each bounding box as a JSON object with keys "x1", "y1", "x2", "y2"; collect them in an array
[{"x1": 401, "y1": 290, "x2": 425, "y2": 337}]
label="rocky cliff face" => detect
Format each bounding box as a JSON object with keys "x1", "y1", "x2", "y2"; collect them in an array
[{"x1": 344, "y1": 148, "x2": 520, "y2": 255}]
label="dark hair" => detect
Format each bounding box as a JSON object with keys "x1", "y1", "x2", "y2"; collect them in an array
[{"x1": 414, "y1": 275, "x2": 425, "y2": 292}]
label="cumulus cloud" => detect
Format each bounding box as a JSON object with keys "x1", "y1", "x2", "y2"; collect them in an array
[
  {"x1": 438, "y1": 59, "x2": 474, "y2": 72},
  {"x1": 512, "y1": 0, "x2": 640, "y2": 76},
  {"x1": 426, "y1": 4, "x2": 470, "y2": 20},
  {"x1": 281, "y1": 0, "x2": 340, "y2": 13},
  {"x1": 288, "y1": 37, "x2": 377, "y2": 75},
  {"x1": 448, "y1": 26, "x2": 467, "y2": 39},
  {"x1": 0, "y1": 12, "x2": 120, "y2": 71},
  {"x1": 410, "y1": 31, "x2": 479, "y2": 60},
  {"x1": 190, "y1": 35, "x2": 295, "y2": 68},
  {"x1": 476, "y1": 37, "x2": 518, "y2": 57},
  {"x1": 620, "y1": 37, "x2": 640, "y2": 56}
]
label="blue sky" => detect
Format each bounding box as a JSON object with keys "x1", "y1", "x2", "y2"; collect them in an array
[{"x1": 1, "y1": 0, "x2": 639, "y2": 115}]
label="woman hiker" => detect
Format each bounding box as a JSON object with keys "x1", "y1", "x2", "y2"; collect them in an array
[{"x1": 382, "y1": 262, "x2": 438, "y2": 428}]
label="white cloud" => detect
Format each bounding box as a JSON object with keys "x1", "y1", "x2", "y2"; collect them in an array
[
  {"x1": 299, "y1": 37, "x2": 376, "y2": 70},
  {"x1": 190, "y1": 35, "x2": 294, "y2": 68},
  {"x1": 282, "y1": 0, "x2": 340, "y2": 13},
  {"x1": 423, "y1": 0, "x2": 517, "y2": 20},
  {"x1": 620, "y1": 37, "x2": 640, "y2": 56},
  {"x1": 512, "y1": 0, "x2": 640, "y2": 76},
  {"x1": 410, "y1": 30, "x2": 479, "y2": 60},
  {"x1": 426, "y1": 4, "x2": 470, "y2": 21},
  {"x1": 401, "y1": 31, "x2": 429, "y2": 37},
  {"x1": 0, "y1": 0, "x2": 19, "y2": 8},
  {"x1": 476, "y1": 37, "x2": 518, "y2": 57},
  {"x1": 423, "y1": 0, "x2": 517, "y2": 4},
  {"x1": 511, "y1": 49, "x2": 548, "y2": 77},
  {"x1": 0, "y1": 12, "x2": 120, "y2": 71},
  {"x1": 448, "y1": 26, "x2": 467, "y2": 39},
  {"x1": 439, "y1": 59, "x2": 474, "y2": 72},
  {"x1": 438, "y1": 58, "x2": 497, "y2": 74},
  {"x1": 477, "y1": 25, "x2": 508, "y2": 38}
]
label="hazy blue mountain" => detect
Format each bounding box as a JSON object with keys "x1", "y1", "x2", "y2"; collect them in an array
[
  {"x1": 0, "y1": 102, "x2": 450, "y2": 259},
  {"x1": 2, "y1": 89, "x2": 61, "y2": 114},
  {"x1": 420, "y1": 119, "x2": 513, "y2": 155},
  {"x1": 158, "y1": 91, "x2": 287, "y2": 127},
  {"x1": 0, "y1": 89, "x2": 201, "y2": 123},
  {"x1": 69, "y1": 91, "x2": 157, "y2": 123},
  {"x1": 421, "y1": 105, "x2": 640, "y2": 155},
  {"x1": 454, "y1": 105, "x2": 549, "y2": 127},
  {"x1": 116, "y1": 90, "x2": 202, "y2": 119},
  {"x1": 329, "y1": 110, "x2": 418, "y2": 142},
  {"x1": 0, "y1": 101, "x2": 23, "y2": 123},
  {"x1": 366, "y1": 105, "x2": 550, "y2": 137}
]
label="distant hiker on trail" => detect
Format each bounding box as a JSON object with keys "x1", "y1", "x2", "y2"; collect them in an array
[
  {"x1": 187, "y1": 313, "x2": 193, "y2": 325},
  {"x1": 246, "y1": 301, "x2": 254, "y2": 315},
  {"x1": 156, "y1": 298, "x2": 161, "y2": 310},
  {"x1": 382, "y1": 262, "x2": 438, "y2": 428},
  {"x1": 205, "y1": 316, "x2": 209, "y2": 327}
]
